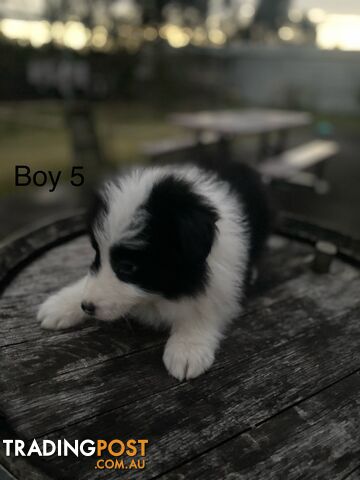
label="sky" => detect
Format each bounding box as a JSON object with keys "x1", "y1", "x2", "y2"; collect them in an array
[
  {"x1": 292, "y1": 0, "x2": 360, "y2": 15},
  {"x1": 1, "y1": 0, "x2": 360, "y2": 18}
]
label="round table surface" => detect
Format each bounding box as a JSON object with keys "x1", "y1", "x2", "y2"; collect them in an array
[
  {"x1": 0, "y1": 232, "x2": 359, "y2": 480},
  {"x1": 170, "y1": 109, "x2": 312, "y2": 136}
]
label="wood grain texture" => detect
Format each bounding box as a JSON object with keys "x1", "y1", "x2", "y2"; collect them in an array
[
  {"x1": 277, "y1": 212, "x2": 360, "y2": 267},
  {"x1": 0, "y1": 229, "x2": 359, "y2": 480},
  {"x1": 0, "y1": 213, "x2": 85, "y2": 291},
  {"x1": 160, "y1": 372, "x2": 360, "y2": 480},
  {"x1": 343, "y1": 467, "x2": 360, "y2": 480}
]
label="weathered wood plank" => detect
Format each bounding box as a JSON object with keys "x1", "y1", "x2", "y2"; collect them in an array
[
  {"x1": 343, "y1": 467, "x2": 360, "y2": 480},
  {"x1": 276, "y1": 213, "x2": 360, "y2": 267},
  {"x1": 159, "y1": 371, "x2": 360, "y2": 480},
  {"x1": 0, "y1": 237, "x2": 91, "y2": 347},
  {"x1": 1, "y1": 231, "x2": 359, "y2": 480},
  {"x1": 0, "y1": 414, "x2": 51, "y2": 480},
  {"x1": 0, "y1": 213, "x2": 85, "y2": 289},
  {"x1": 0, "y1": 464, "x2": 18, "y2": 480},
  {"x1": 26, "y1": 298, "x2": 360, "y2": 480}
]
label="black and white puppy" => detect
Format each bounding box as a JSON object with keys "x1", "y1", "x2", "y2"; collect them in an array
[{"x1": 38, "y1": 163, "x2": 270, "y2": 380}]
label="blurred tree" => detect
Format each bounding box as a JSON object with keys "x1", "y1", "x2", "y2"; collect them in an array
[
  {"x1": 253, "y1": 0, "x2": 290, "y2": 31},
  {"x1": 142, "y1": 0, "x2": 167, "y2": 23},
  {"x1": 140, "y1": 0, "x2": 208, "y2": 23}
]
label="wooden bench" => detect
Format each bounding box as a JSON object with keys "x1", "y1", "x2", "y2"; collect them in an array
[
  {"x1": 259, "y1": 139, "x2": 339, "y2": 193},
  {"x1": 0, "y1": 215, "x2": 360, "y2": 479}
]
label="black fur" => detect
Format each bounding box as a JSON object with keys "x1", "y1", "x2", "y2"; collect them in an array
[
  {"x1": 175, "y1": 160, "x2": 271, "y2": 288},
  {"x1": 110, "y1": 175, "x2": 219, "y2": 299},
  {"x1": 87, "y1": 190, "x2": 108, "y2": 273},
  {"x1": 208, "y1": 162, "x2": 271, "y2": 289},
  {"x1": 214, "y1": 162, "x2": 271, "y2": 264}
]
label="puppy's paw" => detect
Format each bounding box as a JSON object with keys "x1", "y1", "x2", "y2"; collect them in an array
[
  {"x1": 163, "y1": 335, "x2": 215, "y2": 381},
  {"x1": 37, "y1": 288, "x2": 84, "y2": 330}
]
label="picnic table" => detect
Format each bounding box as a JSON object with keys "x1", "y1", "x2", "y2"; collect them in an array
[
  {"x1": 170, "y1": 109, "x2": 312, "y2": 160},
  {"x1": 0, "y1": 214, "x2": 359, "y2": 479}
]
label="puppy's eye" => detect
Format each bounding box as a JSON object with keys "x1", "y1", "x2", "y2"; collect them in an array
[
  {"x1": 117, "y1": 261, "x2": 138, "y2": 275},
  {"x1": 109, "y1": 246, "x2": 139, "y2": 282},
  {"x1": 89, "y1": 237, "x2": 101, "y2": 273}
]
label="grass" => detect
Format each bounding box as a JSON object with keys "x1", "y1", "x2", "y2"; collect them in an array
[
  {"x1": 0, "y1": 100, "x2": 183, "y2": 195},
  {"x1": 0, "y1": 123, "x2": 70, "y2": 194}
]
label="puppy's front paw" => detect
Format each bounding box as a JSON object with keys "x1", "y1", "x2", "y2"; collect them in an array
[
  {"x1": 163, "y1": 335, "x2": 215, "y2": 381},
  {"x1": 37, "y1": 288, "x2": 84, "y2": 330}
]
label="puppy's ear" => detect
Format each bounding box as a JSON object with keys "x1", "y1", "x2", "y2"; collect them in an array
[
  {"x1": 147, "y1": 176, "x2": 218, "y2": 264},
  {"x1": 176, "y1": 199, "x2": 218, "y2": 264}
]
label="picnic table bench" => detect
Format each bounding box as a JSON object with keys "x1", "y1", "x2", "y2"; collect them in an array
[
  {"x1": 259, "y1": 139, "x2": 340, "y2": 192},
  {"x1": 0, "y1": 215, "x2": 359, "y2": 480},
  {"x1": 144, "y1": 110, "x2": 338, "y2": 192}
]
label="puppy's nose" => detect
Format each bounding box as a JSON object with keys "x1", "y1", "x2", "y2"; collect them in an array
[{"x1": 81, "y1": 301, "x2": 96, "y2": 316}]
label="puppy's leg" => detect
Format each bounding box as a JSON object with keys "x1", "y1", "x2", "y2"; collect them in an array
[
  {"x1": 163, "y1": 318, "x2": 222, "y2": 381},
  {"x1": 37, "y1": 277, "x2": 87, "y2": 330}
]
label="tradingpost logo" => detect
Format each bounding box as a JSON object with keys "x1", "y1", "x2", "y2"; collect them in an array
[{"x1": 3, "y1": 438, "x2": 149, "y2": 471}]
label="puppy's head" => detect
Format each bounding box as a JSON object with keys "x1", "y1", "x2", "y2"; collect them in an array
[{"x1": 82, "y1": 171, "x2": 218, "y2": 321}]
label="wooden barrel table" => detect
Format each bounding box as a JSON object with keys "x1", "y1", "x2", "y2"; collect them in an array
[{"x1": 0, "y1": 214, "x2": 359, "y2": 480}]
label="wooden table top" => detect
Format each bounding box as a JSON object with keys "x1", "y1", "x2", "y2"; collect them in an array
[
  {"x1": 0, "y1": 226, "x2": 359, "y2": 479},
  {"x1": 170, "y1": 109, "x2": 312, "y2": 136}
]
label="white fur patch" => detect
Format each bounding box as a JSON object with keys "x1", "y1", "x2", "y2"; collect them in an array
[{"x1": 37, "y1": 278, "x2": 87, "y2": 330}]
